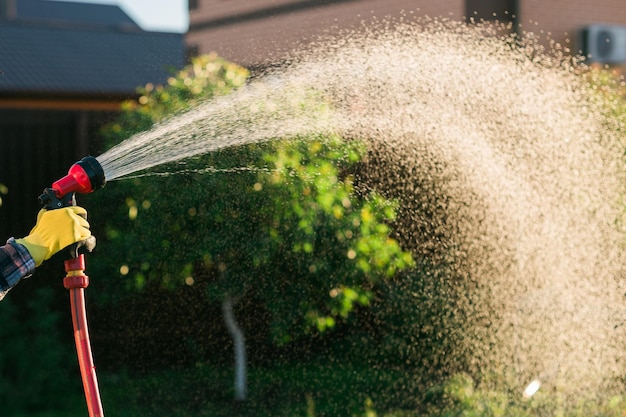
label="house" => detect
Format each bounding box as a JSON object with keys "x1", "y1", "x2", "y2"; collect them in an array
[
  {"x1": 187, "y1": 0, "x2": 626, "y2": 69},
  {"x1": 186, "y1": 0, "x2": 465, "y2": 71},
  {"x1": 0, "y1": 0, "x2": 185, "y2": 238}
]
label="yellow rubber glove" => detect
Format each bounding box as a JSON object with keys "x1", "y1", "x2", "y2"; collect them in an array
[{"x1": 15, "y1": 207, "x2": 91, "y2": 267}]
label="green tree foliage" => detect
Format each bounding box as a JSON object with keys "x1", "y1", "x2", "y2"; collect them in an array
[
  {"x1": 0, "y1": 182, "x2": 7, "y2": 207},
  {"x1": 0, "y1": 287, "x2": 79, "y2": 414},
  {"x1": 89, "y1": 54, "x2": 413, "y2": 346},
  {"x1": 102, "y1": 53, "x2": 250, "y2": 143}
]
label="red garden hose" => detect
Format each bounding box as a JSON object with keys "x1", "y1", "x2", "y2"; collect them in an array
[{"x1": 64, "y1": 255, "x2": 104, "y2": 417}]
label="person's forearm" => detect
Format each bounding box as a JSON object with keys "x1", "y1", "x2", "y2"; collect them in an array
[{"x1": 0, "y1": 238, "x2": 36, "y2": 300}]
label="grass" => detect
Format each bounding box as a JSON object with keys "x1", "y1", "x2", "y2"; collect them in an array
[
  {"x1": 97, "y1": 361, "x2": 403, "y2": 417},
  {"x1": 12, "y1": 362, "x2": 626, "y2": 417}
]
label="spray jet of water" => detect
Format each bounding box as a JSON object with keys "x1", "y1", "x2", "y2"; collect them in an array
[
  {"x1": 92, "y1": 16, "x2": 626, "y2": 402},
  {"x1": 523, "y1": 379, "x2": 541, "y2": 398}
]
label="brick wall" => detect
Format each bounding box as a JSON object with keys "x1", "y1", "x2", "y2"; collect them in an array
[
  {"x1": 187, "y1": 0, "x2": 464, "y2": 68},
  {"x1": 519, "y1": 0, "x2": 626, "y2": 56},
  {"x1": 188, "y1": 1, "x2": 626, "y2": 68}
]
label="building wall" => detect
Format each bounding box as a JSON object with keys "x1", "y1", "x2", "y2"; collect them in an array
[
  {"x1": 518, "y1": 0, "x2": 626, "y2": 56},
  {"x1": 187, "y1": 0, "x2": 464, "y2": 69},
  {"x1": 188, "y1": 0, "x2": 626, "y2": 68}
]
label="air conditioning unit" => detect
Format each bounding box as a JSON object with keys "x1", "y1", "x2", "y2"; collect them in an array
[{"x1": 581, "y1": 24, "x2": 626, "y2": 64}]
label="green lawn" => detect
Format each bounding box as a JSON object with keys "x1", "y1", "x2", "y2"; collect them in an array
[{"x1": 13, "y1": 363, "x2": 626, "y2": 417}]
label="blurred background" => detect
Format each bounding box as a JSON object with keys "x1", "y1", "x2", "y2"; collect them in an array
[{"x1": 1, "y1": 1, "x2": 625, "y2": 416}]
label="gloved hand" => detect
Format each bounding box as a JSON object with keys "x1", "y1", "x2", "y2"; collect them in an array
[{"x1": 15, "y1": 207, "x2": 91, "y2": 267}]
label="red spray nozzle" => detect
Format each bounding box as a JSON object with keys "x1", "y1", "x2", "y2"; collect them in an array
[
  {"x1": 39, "y1": 156, "x2": 106, "y2": 209},
  {"x1": 52, "y1": 156, "x2": 106, "y2": 198}
]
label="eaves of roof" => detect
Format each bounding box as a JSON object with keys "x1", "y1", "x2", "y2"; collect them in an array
[{"x1": 15, "y1": 0, "x2": 141, "y2": 30}]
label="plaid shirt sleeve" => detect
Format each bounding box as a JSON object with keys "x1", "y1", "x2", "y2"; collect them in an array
[{"x1": 0, "y1": 238, "x2": 36, "y2": 301}]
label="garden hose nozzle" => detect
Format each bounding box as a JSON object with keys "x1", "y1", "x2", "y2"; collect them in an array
[{"x1": 39, "y1": 156, "x2": 106, "y2": 209}]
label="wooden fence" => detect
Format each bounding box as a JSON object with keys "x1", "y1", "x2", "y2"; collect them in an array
[{"x1": 0, "y1": 109, "x2": 111, "y2": 239}]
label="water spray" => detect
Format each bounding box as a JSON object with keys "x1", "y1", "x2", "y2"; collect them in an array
[
  {"x1": 39, "y1": 156, "x2": 106, "y2": 417},
  {"x1": 523, "y1": 379, "x2": 541, "y2": 398}
]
